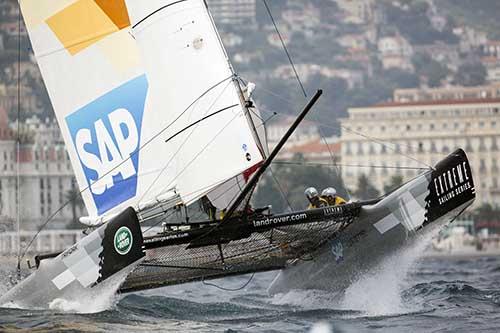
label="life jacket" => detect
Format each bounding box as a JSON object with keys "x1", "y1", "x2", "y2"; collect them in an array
[
  {"x1": 307, "y1": 197, "x2": 329, "y2": 210},
  {"x1": 322, "y1": 196, "x2": 347, "y2": 206}
]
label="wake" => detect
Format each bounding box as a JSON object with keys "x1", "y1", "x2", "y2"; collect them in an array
[
  {"x1": 1, "y1": 264, "x2": 134, "y2": 314},
  {"x1": 272, "y1": 228, "x2": 441, "y2": 317}
]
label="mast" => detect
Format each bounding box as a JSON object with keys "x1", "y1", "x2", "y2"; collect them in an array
[
  {"x1": 202, "y1": 0, "x2": 267, "y2": 158},
  {"x1": 224, "y1": 90, "x2": 323, "y2": 220}
]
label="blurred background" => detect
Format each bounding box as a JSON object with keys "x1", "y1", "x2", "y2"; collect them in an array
[{"x1": 0, "y1": 0, "x2": 499, "y2": 258}]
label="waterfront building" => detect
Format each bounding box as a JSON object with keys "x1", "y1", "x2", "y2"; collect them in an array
[
  {"x1": 0, "y1": 108, "x2": 83, "y2": 231},
  {"x1": 340, "y1": 99, "x2": 500, "y2": 206},
  {"x1": 394, "y1": 84, "x2": 500, "y2": 103}
]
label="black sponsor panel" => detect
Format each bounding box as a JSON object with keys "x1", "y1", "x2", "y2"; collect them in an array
[
  {"x1": 424, "y1": 149, "x2": 475, "y2": 224},
  {"x1": 96, "y1": 207, "x2": 145, "y2": 284}
]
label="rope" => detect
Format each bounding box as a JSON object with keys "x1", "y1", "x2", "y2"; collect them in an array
[
  {"x1": 269, "y1": 167, "x2": 293, "y2": 212},
  {"x1": 273, "y1": 161, "x2": 428, "y2": 171},
  {"x1": 262, "y1": 0, "x2": 307, "y2": 98},
  {"x1": 16, "y1": 0, "x2": 22, "y2": 277},
  {"x1": 251, "y1": 88, "x2": 434, "y2": 170},
  {"x1": 17, "y1": 75, "x2": 234, "y2": 264},
  {"x1": 202, "y1": 272, "x2": 255, "y2": 291},
  {"x1": 136, "y1": 80, "x2": 233, "y2": 205}
]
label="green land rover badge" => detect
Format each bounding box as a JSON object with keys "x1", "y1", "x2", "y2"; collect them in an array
[{"x1": 114, "y1": 226, "x2": 133, "y2": 255}]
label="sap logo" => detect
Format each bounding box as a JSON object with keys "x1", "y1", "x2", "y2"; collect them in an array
[
  {"x1": 66, "y1": 75, "x2": 148, "y2": 215},
  {"x1": 75, "y1": 108, "x2": 138, "y2": 195}
]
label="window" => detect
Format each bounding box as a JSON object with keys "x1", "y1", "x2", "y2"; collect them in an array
[
  {"x1": 479, "y1": 137, "x2": 486, "y2": 152},
  {"x1": 492, "y1": 137, "x2": 498, "y2": 151},
  {"x1": 465, "y1": 139, "x2": 473, "y2": 152},
  {"x1": 480, "y1": 159, "x2": 486, "y2": 172},
  {"x1": 430, "y1": 141, "x2": 437, "y2": 153},
  {"x1": 345, "y1": 142, "x2": 352, "y2": 155},
  {"x1": 492, "y1": 158, "x2": 498, "y2": 172},
  {"x1": 357, "y1": 142, "x2": 364, "y2": 154}
]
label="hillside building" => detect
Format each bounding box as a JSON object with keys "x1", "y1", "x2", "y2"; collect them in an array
[{"x1": 208, "y1": 0, "x2": 256, "y2": 26}]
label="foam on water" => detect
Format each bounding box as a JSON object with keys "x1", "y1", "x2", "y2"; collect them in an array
[
  {"x1": 340, "y1": 231, "x2": 438, "y2": 316},
  {"x1": 309, "y1": 322, "x2": 333, "y2": 333},
  {"x1": 271, "y1": 288, "x2": 340, "y2": 310},
  {"x1": 272, "y1": 227, "x2": 441, "y2": 317},
  {"x1": 47, "y1": 265, "x2": 135, "y2": 314}
]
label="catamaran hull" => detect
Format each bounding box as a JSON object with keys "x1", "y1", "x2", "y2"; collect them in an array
[
  {"x1": 0, "y1": 208, "x2": 144, "y2": 309},
  {"x1": 268, "y1": 149, "x2": 475, "y2": 294}
]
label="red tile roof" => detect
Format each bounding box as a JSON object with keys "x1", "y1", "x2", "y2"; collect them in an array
[{"x1": 287, "y1": 139, "x2": 341, "y2": 154}]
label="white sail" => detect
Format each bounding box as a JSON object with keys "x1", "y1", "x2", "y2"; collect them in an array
[
  {"x1": 124, "y1": 0, "x2": 264, "y2": 206},
  {"x1": 19, "y1": 0, "x2": 180, "y2": 217}
]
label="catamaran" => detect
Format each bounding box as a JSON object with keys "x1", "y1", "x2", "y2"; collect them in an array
[{"x1": 0, "y1": 0, "x2": 475, "y2": 308}]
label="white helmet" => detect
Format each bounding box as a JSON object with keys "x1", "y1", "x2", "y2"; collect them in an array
[
  {"x1": 304, "y1": 187, "x2": 319, "y2": 199},
  {"x1": 322, "y1": 187, "x2": 337, "y2": 197}
]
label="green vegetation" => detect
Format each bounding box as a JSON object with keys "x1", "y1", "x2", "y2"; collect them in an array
[
  {"x1": 382, "y1": 1, "x2": 458, "y2": 45},
  {"x1": 412, "y1": 53, "x2": 450, "y2": 87},
  {"x1": 453, "y1": 61, "x2": 487, "y2": 87},
  {"x1": 474, "y1": 203, "x2": 500, "y2": 223},
  {"x1": 383, "y1": 175, "x2": 404, "y2": 194},
  {"x1": 438, "y1": 0, "x2": 500, "y2": 39},
  {"x1": 353, "y1": 174, "x2": 380, "y2": 200},
  {"x1": 65, "y1": 181, "x2": 85, "y2": 229}
]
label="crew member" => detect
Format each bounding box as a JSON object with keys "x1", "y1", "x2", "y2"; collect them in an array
[
  {"x1": 200, "y1": 196, "x2": 217, "y2": 221},
  {"x1": 321, "y1": 187, "x2": 347, "y2": 206},
  {"x1": 305, "y1": 187, "x2": 328, "y2": 209}
]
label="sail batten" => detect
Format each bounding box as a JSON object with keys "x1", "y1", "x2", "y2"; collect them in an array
[
  {"x1": 20, "y1": 0, "x2": 264, "y2": 218},
  {"x1": 125, "y1": 0, "x2": 264, "y2": 208}
]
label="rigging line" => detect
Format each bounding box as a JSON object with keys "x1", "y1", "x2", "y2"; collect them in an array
[
  {"x1": 155, "y1": 111, "x2": 242, "y2": 203},
  {"x1": 136, "y1": 79, "x2": 233, "y2": 206},
  {"x1": 254, "y1": 86, "x2": 438, "y2": 155},
  {"x1": 16, "y1": 0, "x2": 21, "y2": 275},
  {"x1": 262, "y1": 0, "x2": 307, "y2": 98},
  {"x1": 153, "y1": 98, "x2": 279, "y2": 211},
  {"x1": 152, "y1": 108, "x2": 278, "y2": 223},
  {"x1": 202, "y1": 272, "x2": 255, "y2": 291},
  {"x1": 257, "y1": 101, "x2": 434, "y2": 169},
  {"x1": 17, "y1": 75, "x2": 234, "y2": 263},
  {"x1": 234, "y1": 76, "x2": 266, "y2": 122},
  {"x1": 339, "y1": 125, "x2": 435, "y2": 170},
  {"x1": 140, "y1": 263, "x2": 224, "y2": 271},
  {"x1": 269, "y1": 167, "x2": 293, "y2": 212},
  {"x1": 141, "y1": 210, "x2": 177, "y2": 236},
  {"x1": 313, "y1": 116, "x2": 351, "y2": 199},
  {"x1": 272, "y1": 161, "x2": 428, "y2": 170},
  {"x1": 184, "y1": 111, "x2": 279, "y2": 221}
]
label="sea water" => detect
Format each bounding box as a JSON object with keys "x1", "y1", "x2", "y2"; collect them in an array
[{"x1": 1, "y1": 252, "x2": 500, "y2": 332}]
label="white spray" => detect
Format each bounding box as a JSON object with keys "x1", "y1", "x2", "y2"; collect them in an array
[
  {"x1": 47, "y1": 265, "x2": 135, "y2": 313},
  {"x1": 340, "y1": 230, "x2": 438, "y2": 316}
]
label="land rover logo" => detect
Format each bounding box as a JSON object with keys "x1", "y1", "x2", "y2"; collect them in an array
[{"x1": 114, "y1": 226, "x2": 133, "y2": 255}]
